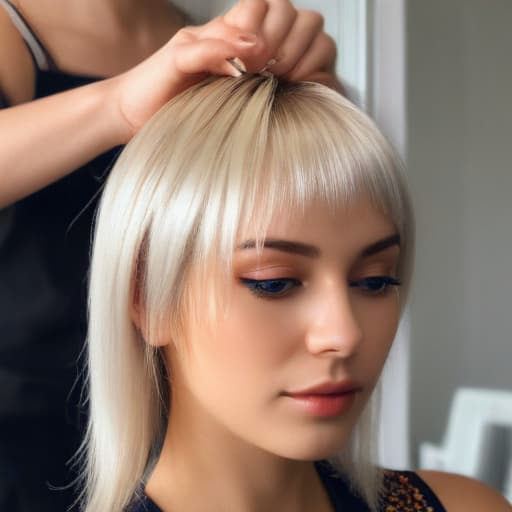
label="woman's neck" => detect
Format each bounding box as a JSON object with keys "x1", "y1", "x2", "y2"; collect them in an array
[{"x1": 145, "y1": 393, "x2": 333, "y2": 512}]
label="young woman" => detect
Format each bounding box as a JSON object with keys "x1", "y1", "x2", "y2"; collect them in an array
[
  {"x1": 0, "y1": 1, "x2": 340, "y2": 510},
  {"x1": 85, "y1": 74, "x2": 511, "y2": 511}
]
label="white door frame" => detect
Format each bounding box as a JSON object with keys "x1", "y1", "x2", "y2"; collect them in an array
[{"x1": 370, "y1": 0, "x2": 410, "y2": 469}]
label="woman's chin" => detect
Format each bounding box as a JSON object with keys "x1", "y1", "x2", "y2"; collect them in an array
[{"x1": 263, "y1": 426, "x2": 351, "y2": 462}]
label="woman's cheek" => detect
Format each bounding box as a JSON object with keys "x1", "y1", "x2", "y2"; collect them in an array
[
  {"x1": 212, "y1": 293, "x2": 300, "y2": 371},
  {"x1": 358, "y1": 295, "x2": 400, "y2": 370}
]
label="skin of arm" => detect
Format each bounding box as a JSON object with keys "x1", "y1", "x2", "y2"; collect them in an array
[
  {"x1": 417, "y1": 470, "x2": 512, "y2": 512},
  {"x1": 0, "y1": 77, "x2": 130, "y2": 208}
]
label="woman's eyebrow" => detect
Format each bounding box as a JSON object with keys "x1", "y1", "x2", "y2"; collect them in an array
[
  {"x1": 236, "y1": 239, "x2": 320, "y2": 257},
  {"x1": 236, "y1": 234, "x2": 400, "y2": 258},
  {"x1": 360, "y1": 233, "x2": 401, "y2": 258}
]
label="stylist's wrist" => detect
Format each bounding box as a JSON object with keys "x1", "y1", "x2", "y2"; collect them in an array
[{"x1": 102, "y1": 76, "x2": 140, "y2": 146}]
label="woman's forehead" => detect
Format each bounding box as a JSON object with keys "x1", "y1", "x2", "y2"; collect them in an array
[{"x1": 237, "y1": 195, "x2": 394, "y2": 243}]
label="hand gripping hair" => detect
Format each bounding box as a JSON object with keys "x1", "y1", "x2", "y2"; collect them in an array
[{"x1": 80, "y1": 75, "x2": 414, "y2": 512}]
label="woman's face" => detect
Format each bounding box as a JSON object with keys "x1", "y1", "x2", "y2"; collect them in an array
[{"x1": 166, "y1": 196, "x2": 402, "y2": 460}]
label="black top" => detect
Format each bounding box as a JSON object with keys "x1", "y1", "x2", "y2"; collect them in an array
[
  {"x1": 127, "y1": 462, "x2": 447, "y2": 512},
  {"x1": 0, "y1": 0, "x2": 121, "y2": 420}
]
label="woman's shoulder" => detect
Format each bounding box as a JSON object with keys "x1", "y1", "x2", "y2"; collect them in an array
[{"x1": 414, "y1": 469, "x2": 512, "y2": 512}]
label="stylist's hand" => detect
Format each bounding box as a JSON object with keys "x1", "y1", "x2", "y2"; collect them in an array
[
  {"x1": 113, "y1": 0, "x2": 341, "y2": 141},
  {"x1": 223, "y1": 0, "x2": 342, "y2": 91}
]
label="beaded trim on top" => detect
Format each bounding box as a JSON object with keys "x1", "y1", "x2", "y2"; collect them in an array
[{"x1": 381, "y1": 470, "x2": 435, "y2": 512}]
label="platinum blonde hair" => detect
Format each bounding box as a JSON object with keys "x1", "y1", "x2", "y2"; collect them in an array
[{"x1": 78, "y1": 75, "x2": 414, "y2": 512}]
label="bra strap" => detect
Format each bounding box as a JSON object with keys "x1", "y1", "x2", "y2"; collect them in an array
[{"x1": 0, "y1": 0, "x2": 57, "y2": 71}]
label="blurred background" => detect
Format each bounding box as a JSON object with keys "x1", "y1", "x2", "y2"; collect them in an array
[
  {"x1": 406, "y1": 0, "x2": 512, "y2": 497},
  {"x1": 177, "y1": 0, "x2": 512, "y2": 500}
]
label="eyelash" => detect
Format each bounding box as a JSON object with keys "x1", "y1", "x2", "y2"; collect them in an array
[{"x1": 240, "y1": 276, "x2": 402, "y2": 300}]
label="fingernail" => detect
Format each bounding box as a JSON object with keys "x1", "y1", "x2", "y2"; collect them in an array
[
  {"x1": 237, "y1": 33, "x2": 258, "y2": 46},
  {"x1": 230, "y1": 68, "x2": 243, "y2": 78},
  {"x1": 228, "y1": 57, "x2": 247, "y2": 74}
]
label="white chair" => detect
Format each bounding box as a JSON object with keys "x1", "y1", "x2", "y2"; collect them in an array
[{"x1": 419, "y1": 387, "x2": 512, "y2": 503}]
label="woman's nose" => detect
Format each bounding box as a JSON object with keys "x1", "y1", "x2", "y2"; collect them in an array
[{"x1": 304, "y1": 284, "x2": 363, "y2": 358}]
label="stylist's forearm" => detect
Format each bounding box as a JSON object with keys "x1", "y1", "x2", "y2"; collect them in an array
[{"x1": 0, "y1": 78, "x2": 130, "y2": 208}]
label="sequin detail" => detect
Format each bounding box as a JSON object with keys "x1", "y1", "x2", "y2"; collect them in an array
[{"x1": 381, "y1": 471, "x2": 435, "y2": 512}]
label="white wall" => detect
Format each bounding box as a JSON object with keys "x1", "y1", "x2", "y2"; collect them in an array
[{"x1": 407, "y1": 0, "x2": 512, "y2": 474}]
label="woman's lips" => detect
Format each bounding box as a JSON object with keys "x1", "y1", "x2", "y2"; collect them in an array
[
  {"x1": 284, "y1": 391, "x2": 357, "y2": 418},
  {"x1": 283, "y1": 381, "x2": 361, "y2": 418}
]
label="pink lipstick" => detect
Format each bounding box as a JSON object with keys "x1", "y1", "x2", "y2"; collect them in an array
[{"x1": 283, "y1": 381, "x2": 361, "y2": 418}]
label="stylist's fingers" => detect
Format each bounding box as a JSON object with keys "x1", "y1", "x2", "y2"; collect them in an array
[
  {"x1": 173, "y1": 37, "x2": 255, "y2": 78},
  {"x1": 229, "y1": 0, "x2": 299, "y2": 72},
  {"x1": 269, "y1": 9, "x2": 326, "y2": 76},
  {"x1": 184, "y1": 16, "x2": 260, "y2": 47},
  {"x1": 155, "y1": 26, "x2": 260, "y2": 84},
  {"x1": 285, "y1": 31, "x2": 337, "y2": 81},
  {"x1": 223, "y1": 0, "x2": 269, "y2": 35},
  {"x1": 175, "y1": 22, "x2": 262, "y2": 72},
  {"x1": 252, "y1": 0, "x2": 297, "y2": 60}
]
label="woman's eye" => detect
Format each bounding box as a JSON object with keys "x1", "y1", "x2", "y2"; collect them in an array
[
  {"x1": 349, "y1": 276, "x2": 401, "y2": 295},
  {"x1": 240, "y1": 278, "x2": 301, "y2": 299}
]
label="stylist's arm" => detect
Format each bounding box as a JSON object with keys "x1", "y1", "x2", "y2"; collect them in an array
[{"x1": 0, "y1": 0, "x2": 341, "y2": 208}]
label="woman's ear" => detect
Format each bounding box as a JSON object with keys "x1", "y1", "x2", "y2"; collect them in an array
[
  {"x1": 130, "y1": 273, "x2": 171, "y2": 347},
  {"x1": 130, "y1": 279, "x2": 146, "y2": 338}
]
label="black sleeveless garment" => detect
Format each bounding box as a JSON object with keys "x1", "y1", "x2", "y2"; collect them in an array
[
  {"x1": 127, "y1": 462, "x2": 448, "y2": 512},
  {"x1": 0, "y1": 1, "x2": 120, "y2": 510}
]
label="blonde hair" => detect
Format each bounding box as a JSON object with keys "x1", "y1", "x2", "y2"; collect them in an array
[{"x1": 78, "y1": 75, "x2": 414, "y2": 512}]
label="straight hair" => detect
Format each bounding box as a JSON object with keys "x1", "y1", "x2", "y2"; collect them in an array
[{"x1": 77, "y1": 75, "x2": 414, "y2": 512}]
